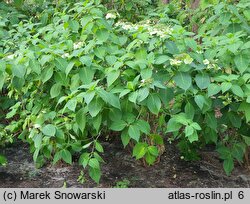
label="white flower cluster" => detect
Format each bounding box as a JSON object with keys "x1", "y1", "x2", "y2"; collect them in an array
[
  {"x1": 4, "y1": 53, "x2": 16, "y2": 60},
  {"x1": 203, "y1": 59, "x2": 209, "y2": 65},
  {"x1": 73, "y1": 41, "x2": 84, "y2": 50},
  {"x1": 170, "y1": 59, "x2": 182, "y2": 66},
  {"x1": 115, "y1": 20, "x2": 173, "y2": 38},
  {"x1": 170, "y1": 54, "x2": 193, "y2": 66},
  {"x1": 203, "y1": 59, "x2": 221, "y2": 70},
  {"x1": 106, "y1": 13, "x2": 116, "y2": 19},
  {"x1": 62, "y1": 53, "x2": 70, "y2": 58}
]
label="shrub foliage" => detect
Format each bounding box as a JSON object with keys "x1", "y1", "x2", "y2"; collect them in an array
[{"x1": 0, "y1": 0, "x2": 250, "y2": 181}]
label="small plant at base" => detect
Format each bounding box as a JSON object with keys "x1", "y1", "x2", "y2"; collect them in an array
[{"x1": 114, "y1": 179, "x2": 130, "y2": 188}]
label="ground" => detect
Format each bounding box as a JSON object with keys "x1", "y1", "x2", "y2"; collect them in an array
[{"x1": 0, "y1": 140, "x2": 250, "y2": 188}]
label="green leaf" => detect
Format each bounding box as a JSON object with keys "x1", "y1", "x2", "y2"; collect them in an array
[
  {"x1": 185, "y1": 38, "x2": 197, "y2": 51},
  {"x1": 190, "y1": 122, "x2": 201, "y2": 130},
  {"x1": 195, "y1": 73, "x2": 210, "y2": 89},
  {"x1": 223, "y1": 158, "x2": 234, "y2": 176},
  {"x1": 133, "y1": 143, "x2": 148, "y2": 159},
  {"x1": 79, "y1": 67, "x2": 95, "y2": 84},
  {"x1": 154, "y1": 55, "x2": 170, "y2": 64},
  {"x1": 185, "y1": 126, "x2": 194, "y2": 137},
  {"x1": 147, "y1": 94, "x2": 161, "y2": 115},
  {"x1": 96, "y1": 29, "x2": 109, "y2": 42},
  {"x1": 243, "y1": 136, "x2": 250, "y2": 146},
  {"x1": 137, "y1": 87, "x2": 149, "y2": 102},
  {"x1": 89, "y1": 167, "x2": 101, "y2": 183},
  {"x1": 33, "y1": 133, "x2": 43, "y2": 149},
  {"x1": 147, "y1": 146, "x2": 159, "y2": 157},
  {"x1": 205, "y1": 113, "x2": 217, "y2": 130},
  {"x1": 194, "y1": 95, "x2": 206, "y2": 110},
  {"x1": 41, "y1": 66, "x2": 53, "y2": 83},
  {"x1": 185, "y1": 103, "x2": 195, "y2": 120},
  {"x1": 145, "y1": 152, "x2": 156, "y2": 165},
  {"x1": 69, "y1": 20, "x2": 79, "y2": 33},
  {"x1": 228, "y1": 112, "x2": 241, "y2": 128},
  {"x1": 121, "y1": 130, "x2": 130, "y2": 147},
  {"x1": 95, "y1": 142, "x2": 104, "y2": 153},
  {"x1": 94, "y1": 47, "x2": 106, "y2": 60},
  {"x1": 0, "y1": 72, "x2": 5, "y2": 91},
  {"x1": 234, "y1": 54, "x2": 249, "y2": 74},
  {"x1": 65, "y1": 61, "x2": 75, "y2": 76},
  {"x1": 231, "y1": 85, "x2": 244, "y2": 98},
  {"x1": 53, "y1": 151, "x2": 62, "y2": 165},
  {"x1": 29, "y1": 59, "x2": 41, "y2": 74},
  {"x1": 128, "y1": 124, "x2": 141, "y2": 142},
  {"x1": 107, "y1": 70, "x2": 120, "y2": 87},
  {"x1": 110, "y1": 120, "x2": 127, "y2": 131},
  {"x1": 80, "y1": 56, "x2": 92, "y2": 67},
  {"x1": 79, "y1": 153, "x2": 90, "y2": 168},
  {"x1": 221, "y1": 82, "x2": 232, "y2": 93},
  {"x1": 88, "y1": 97, "x2": 103, "y2": 117},
  {"x1": 89, "y1": 158, "x2": 100, "y2": 169},
  {"x1": 166, "y1": 118, "x2": 182, "y2": 133},
  {"x1": 173, "y1": 72, "x2": 192, "y2": 91},
  {"x1": 76, "y1": 108, "x2": 86, "y2": 133},
  {"x1": 187, "y1": 131, "x2": 199, "y2": 143},
  {"x1": 12, "y1": 65, "x2": 26, "y2": 78},
  {"x1": 50, "y1": 83, "x2": 62, "y2": 98},
  {"x1": 166, "y1": 41, "x2": 179, "y2": 54},
  {"x1": 239, "y1": 102, "x2": 250, "y2": 122},
  {"x1": 208, "y1": 83, "x2": 221, "y2": 97},
  {"x1": 83, "y1": 90, "x2": 95, "y2": 104},
  {"x1": 0, "y1": 155, "x2": 7, "y2": 166},
  {"x1": 135, "y1": 120, "x2": 150, "y2": 134},
  {"x1": 42, "y1": 124, "x2": 56, "y2": 137},
  {"x1": 97, "y1": 89, "x2": 121, "y2": 109},
  {"x1": 55, "y1": 57, "x2": 68, "y2": 72},
  {"x1": 61, "y1": 149, "x2": 72, "y2": 164},
  {"x1": 65, "y1": 98, "x2": 77, "y2": 112}
]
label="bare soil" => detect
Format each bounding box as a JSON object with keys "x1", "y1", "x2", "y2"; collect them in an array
[{"x1": 0, "y1": 141, "x2": 250, "y2": 188}]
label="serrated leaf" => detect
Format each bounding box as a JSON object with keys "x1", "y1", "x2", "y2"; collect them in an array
[
  {"x1": 12, "y1": 65, "x2": 26, "y2": 78},
  {"x1": 107, "y1": 70, "x2": 120, "y2": 87},
  {"x1": 133, "y1": 143, "x2": 148, "y2": 159},
  {"x1": 61, "y1": 149, "x2": 72, "y2": 164},
  {"x1": 95, "y1": 142, "x2": 104, "y2": 153},
  {"x1": 128, "y1": 125, "x2": 141, "y2": 141},
  {"x1": 88, "y1": 158, "x2": 100, "y2": 169},
  {"x1": 185, "y1": 126, "x2": 194, "y2": 137},
  {"x1": 65, "y1": 98, "x2": 77, "y2": 112},
  {"x1": 137, "y1": 87, "x2": 149, "y2": 102},
  {"x1": 89, "y1": 167, "x2": 101, "y2": 183},
  {"x1": 234, "y1": 54, "x2": 249, "y2": 74},
  {"x1": 231, "y1": 85, "x2": 244, "y2": 98},
  {"x1": 147, "y1": 94, "x2": 161, "y2": 115},
  {"x1": 195, "y1": 73, "x2": 210, "y2": 89},
  {"x1": 50, "y1": 83, "x2": 61, "y2": 98},
  {"x1": 76, "y1": 108, "x2": 86, "y2": 133},
  {"x1": 88, "y1": 97, "x2": 103, "y2": 117},
  {"x1": 96, "y1": 29, "x2": 109, "y2": 42},
  {"x1": 154, "y1": 55, "x2": 170, "y2": 64},
  {"x1": 221, "y1": 82, "x2": 232, "y2": 93},
  {"x1": 110, "y1": 120, "x2": 127, "y2": 131},
  {"x1": 208, "y1": 83, "x2": 221, "y2": 97},
  {"x1": 173, "y1": 72, "x2": 192, "y2": 91},
  {"x1": 194, "y1": 95, "x2": 206, "y2": 110},
  {"x1": 135, "y1": 120, "x2": 150, "y2": 134},
  {"x1": 55, "y1": 57, "x2": 68, "y2": 72},
  {"x1": 42, "y1": 124, "x2": 56, "y2": 137},
  {"x1": 121, "y1": 130, "x2": 130, "y2": 147},
  {"x1": 223, "y1": 158, "x2": 234, "y2": 176},
  {"x1": 147, "y1": 146, "x2": 159, "y2": 157}
]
